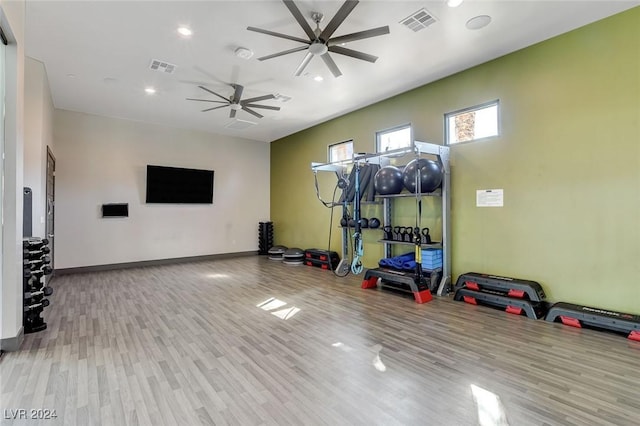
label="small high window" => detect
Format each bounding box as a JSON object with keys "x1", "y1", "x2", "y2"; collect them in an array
[
  {"x1": 328, "y1": 139, "x2": 353, "y2": 163},
  {"x1": 376, "y1": 124, "x2": 412, "y2": 153},
  {"x1": 445, "y1": 100, "x2": 499, "y2": 145}
]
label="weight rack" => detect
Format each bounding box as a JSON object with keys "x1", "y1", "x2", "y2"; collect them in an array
[{"x1": 23, "y1": 237, "x2": 53, "y2": 334}]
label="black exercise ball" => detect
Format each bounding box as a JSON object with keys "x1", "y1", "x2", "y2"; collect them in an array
[
  {"x1": 360, "y1": 218, "x2": 369, "y2": 228},
  {"x1": 340, "y1": 217, "x2": 348, "y2": 227},
  {"x1": 369, "y1": 218, "x2": 381, "y2": 229},
  {"x1": 402, "y1": 158, "x2": 443, "y2": 193},
  {"x1": 348, "y1": 219, "x2": 356, "y2": 227},
  {"x1": 374, "y1": 165, "x2": 404, "y2": 195}
]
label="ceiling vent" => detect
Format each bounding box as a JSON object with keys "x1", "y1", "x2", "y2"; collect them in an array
[
  {"x1": 149, "y1": 59, "x2": 176, "y2": 74},
  {"x1": 400, "y1": 8, "x2": 437, "y2": 32},
  {"x1": 274, "y1": 94, "x2": 292, "y2": 103},
  {"x1": 225, "y1": 119, "x2": 257, "y2": 130}
]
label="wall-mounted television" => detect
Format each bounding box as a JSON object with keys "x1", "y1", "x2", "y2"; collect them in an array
[{"x1": 146, "y1": 165, "x2": 214, "y2": 204}]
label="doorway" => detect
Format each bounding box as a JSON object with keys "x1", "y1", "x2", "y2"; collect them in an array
[{"x1": 45, "y1": 146, "x2": 55, "y2": 279}]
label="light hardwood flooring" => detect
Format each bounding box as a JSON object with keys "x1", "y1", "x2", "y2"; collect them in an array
[{"x1": 1, "y1": 256, "x2": 639, "y2": 425}]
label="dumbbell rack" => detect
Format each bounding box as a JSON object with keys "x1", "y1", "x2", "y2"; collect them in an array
[
  {"x1": 23, "y1": 237, "x2": 53, "y2": 334},
  {"x1": 258, "y1": 221, "x2": 274, "y2": 255}
]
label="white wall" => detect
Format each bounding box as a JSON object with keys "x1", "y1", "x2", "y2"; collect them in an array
[
  {"x1": 54, "y1": 109, "x2": 270, "y2": 269},
  {"x1": 0, "y1": 0, "x2": 25, "y2": 346},
  {"x1": 24, "y1": 56, "x2": 54, "y2": 238}
]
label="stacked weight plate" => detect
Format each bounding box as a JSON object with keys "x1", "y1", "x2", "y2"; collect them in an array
[{"x1": 282, "y1": 248, "x2": 305, "y2": 265}]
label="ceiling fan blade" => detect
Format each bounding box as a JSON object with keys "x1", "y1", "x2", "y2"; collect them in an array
[
  {"x1": 282, "y1": 0, "x2": 316, "y2": 40},
  {"x1": 294, "y1": 52, "x2": 314, "y2": 76},
  {"x1": 232, "y1": 84, "x2": 244, "y2": 102},
  {"x1": 321, "y1": 53, "x2": 342, "y2": 78},
  {"x1": 241, "y1": 94, "x2": 275, "y2": 104},
  {"x1": 201, "y1": 105, "x2": 229, "y2": 112},
  {"x1": 243, "y1": 104, "x2": 281, "y2": 111},
  {"x1": 328, "y1": 26, "x2": 390, "y2": 45},
  {"x1": 328, "y1": 45, "x2": 378, "y2": 63},
  {"x1": 247, "y1": 26, "x2": 310, "y2": 45},
  {"x1": 186, "y1": 98, "x2": 228, "y2": 103},
  {"x1": 241, "y1": 106, "x2": 264, "y2": 119},
  {"x1": 198, "y1": 86, "x2": 230, "y2": 102},
  {"x1": 257, "y1": 46, "x2": 309, "y2": 61},
  {"x1": 230, "y1": 109, "x2": 237, "y2": 119},
  {"x1": 320, "y1": 0, "x2": 359, "y2": 41}
]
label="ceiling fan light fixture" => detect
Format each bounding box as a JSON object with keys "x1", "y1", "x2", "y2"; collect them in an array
[
  {"x1": 314, "y1": 75, "x2": 324, "y2": 82},
  {"x1": 230, "y1": 104, "x2": 241, "y2": 111},
  {"x1": 447, "y1": 0, "x2": 464, "y2": 8},
  {"x1": 309, "y1": 42, "x2": 328, "y2": 56},
  {"x1": 235, "y1": 47, "x2": 254, "y2": 60}
]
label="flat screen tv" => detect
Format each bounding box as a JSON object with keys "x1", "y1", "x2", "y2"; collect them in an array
[{"x1": 146, "y1": 165, "x2": 214, "y2": 204}]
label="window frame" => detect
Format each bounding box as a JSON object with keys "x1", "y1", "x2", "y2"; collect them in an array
[
  {"x1": 444, "y1": 100, "x2": 500, "y2": 146},
  {"x1": 375, "y1": 123, "x2": 413, "y2": 153},
  {"x1": 327, "y1": 139, "x2": 354, "y2": 163}
]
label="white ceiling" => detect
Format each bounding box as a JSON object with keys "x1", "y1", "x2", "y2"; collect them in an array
[{"x1": 25, "y1": 0, "x2": 638, "y2": 142}]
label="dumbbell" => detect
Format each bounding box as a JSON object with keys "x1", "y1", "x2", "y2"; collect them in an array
[
  {"x1": 23, "y1": 247, "x2": 51, "y2": 258},
  {"x1": 23, "y1": 239, "x2": 49, "y2": 250},
  {"x1": 24, "y1": 287, "x2": 53, "y2": 300},
  {"x1": 24, "y1": 299, "x2": 50, "y2": 312}
]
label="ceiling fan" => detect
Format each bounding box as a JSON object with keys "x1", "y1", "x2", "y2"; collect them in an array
[
  {"x1": 248, "y1": 0, "x2": 390, "y2": 78},
  {"x1": 186, "y1": 84, "x2": 280, "y2": 119}
]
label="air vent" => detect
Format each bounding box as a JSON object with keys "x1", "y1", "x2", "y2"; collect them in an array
[
  {"x1": 149, "y1": 59, "x2": 176, "y2": 74},
  {"x1": 225, "y1": 119, "x2": 257, "y2": 130},
  {"x1": 274, "y1": 94, "x2": 292, "y2": 103},
  {"x1": 400, "y1": 8, "x2": 437, "y2": 32}
]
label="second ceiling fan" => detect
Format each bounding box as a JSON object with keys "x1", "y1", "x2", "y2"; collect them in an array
[{"x1": 248, "y1": 0, "x2": 390, "y2": 78}]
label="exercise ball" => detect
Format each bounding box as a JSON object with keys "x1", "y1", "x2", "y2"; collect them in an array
[
  {"x1": 360, "y1": 218, "x2": 369, "y2": 228},
  {"x1": 340, "y1": 217, "x2": 348, "y2": 227},
  {"x1": 374, "y1": 166, "x2": 404, "y2": 195},
  {"x1": 402, "y1": 158, "x2": 443, "y2": 193},
  {"x1": 369, "y1": 218, "x2": 381, "y2": 229}
]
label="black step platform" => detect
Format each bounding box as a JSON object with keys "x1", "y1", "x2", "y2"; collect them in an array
[
  {"x1": 304, "y1": 249, "x2": 340, "y2": 269},
  {"x1": 545, "y1": 302, "x2": 640, "y2": 341},
  {"x1": 361, "y1": 267, "x2": 440, "y2": 304},
  {"x1": 453, "y1": 288, "x2": 547, "y2": 319},
  {"x1": 454, "y1": 272, "x2": 546, "y2": 302}
]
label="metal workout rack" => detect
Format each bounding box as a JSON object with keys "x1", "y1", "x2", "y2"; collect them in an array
[{"x1": 311, "y1": 141, "x2": 451, "y2": 297}]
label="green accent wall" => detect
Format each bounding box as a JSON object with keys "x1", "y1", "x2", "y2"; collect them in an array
[{"x1": 271, "y1": 8, "x2": 640, "y2": 313}]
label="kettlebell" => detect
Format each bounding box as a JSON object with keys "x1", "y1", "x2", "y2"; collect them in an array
[
  {"x1": 360, "y1": 218, "x2": 369, "y2": 228},
  {"x1": 340, "y1": 217, "x2": 348, "y2": 227},
  {"x1": 421, "y1": 227, "x2": 432, "y2": 244},
  {"x1": 383, "y1": 226, "x2": 393, "y2": 240},
  {"x1": 369, "y1": 217, "x2": 381, "y2": 229},
  {"x1": 348, "y1": 219, "x2": 356, "y2": 227}
]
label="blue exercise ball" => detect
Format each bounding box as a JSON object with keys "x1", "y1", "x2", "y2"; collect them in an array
[
  {"x1": 402, "y1": 158, "x2": 443, "y2": 193},
  {"x1": 374, "y1": 166, "x2": 404, "y2": 195}
]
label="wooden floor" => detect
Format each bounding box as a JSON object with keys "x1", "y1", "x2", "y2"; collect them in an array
[{"x1": 2, "y1": 256, "x2": 639, "y2": 426}]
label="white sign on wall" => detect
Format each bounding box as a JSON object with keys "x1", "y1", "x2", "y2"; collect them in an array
[{"x1": 476, "y1": 189, "x2": 504, "y2": 207}]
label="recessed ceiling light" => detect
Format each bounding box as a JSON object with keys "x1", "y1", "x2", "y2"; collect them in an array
[
  {"x1": 314, "y1": 75, "x2": 324, "y2": 82},
  {"x1": 447, "y1": 0, "x2": 464, "y2": 7},
  {"x1": 177, "y1": 26, "x2": 192, "y2": 37},
  {"x1": 144, "y1": 87, "x2": 156, "y2": 95},
  {"x1": 466, "y1": 15, "x2": 492, "y2": 30},
  {"x1": 66, "y1": 73, "x2": 76, "y2": 78}
]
